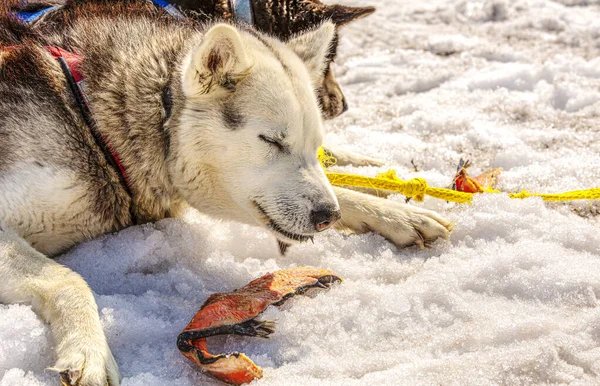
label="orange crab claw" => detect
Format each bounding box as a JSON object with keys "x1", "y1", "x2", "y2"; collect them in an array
[
  {"x1": 177, "y1": 267, "x2": 342, "y2": 385},
  {"x1": 179, "y1": 347, "x2": 262, "y2": 385},
  {"x1": 452, "y1": 158, "x2": 502, "y2": 193}
]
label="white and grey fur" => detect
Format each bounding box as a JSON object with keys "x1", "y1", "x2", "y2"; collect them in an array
[{"x1": 0, "y1": 11, "x2": 451, "y2": 386}]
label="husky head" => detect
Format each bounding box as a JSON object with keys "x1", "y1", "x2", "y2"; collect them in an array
[{"x1": 176, "y1": 22, "x2": 340, "y2": 244}]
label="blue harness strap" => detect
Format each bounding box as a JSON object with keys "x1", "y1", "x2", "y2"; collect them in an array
[
  {"x1": 13, "y1": 1, "x2": 184, "y2": 23},
  {"x1": 231, "y1": 0, "x2": 254, "y2": 25},
  {"x1": 13, "y1": 5, "x2": 61, "y2": 24},
  {"x1": 14, "y1": 0, "x2": 249, "y2": 25},
  {"x1": 151, "y1": 0, "x2": 185, "y2": 19}
]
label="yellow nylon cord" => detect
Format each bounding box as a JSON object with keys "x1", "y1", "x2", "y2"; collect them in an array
[{"x1": 318, "y1": 147, "x2": 600, "y2": 203}]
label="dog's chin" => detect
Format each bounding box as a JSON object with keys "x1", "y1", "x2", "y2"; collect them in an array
[
  {"x1": 267, "y1": 222, "x2": 313, "y2": 243},
  {"x1": 251, "y1": 200, "x2": 314, "y2": 245}
]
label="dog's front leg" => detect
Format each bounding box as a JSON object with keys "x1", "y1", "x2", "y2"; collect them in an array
[
  {"x1": 333, "y1": 187, "x2": 452, "y2": 248},
  {"x1": 0, "y1": 229, "x2": 119, "y2": 386}
]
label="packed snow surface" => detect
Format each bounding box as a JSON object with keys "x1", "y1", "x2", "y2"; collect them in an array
[{"x1": 2, "y1": 0, "x2": 600, "y2": 385}]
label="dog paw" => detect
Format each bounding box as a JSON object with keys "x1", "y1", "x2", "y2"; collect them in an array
[
  {"x1": 335, "y1": 187, "x2": 453, "y2": 249},
  {"x1": 364, "y1": 201, "x2": 452, "y2": 248},
  {"x1": 51, "y1": 339, "x2": 119, "y2": 386}
]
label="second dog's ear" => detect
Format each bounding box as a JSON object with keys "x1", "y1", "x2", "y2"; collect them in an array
[
  {"x1": 286, "y1": 22, "x2": 335, "y2": 86},
  {"x1": 323, "y1": 5, "x2": 376, "y2": 27},
  {"x1": 182, "y1": 24, "x2": 252, "y2": 96}
]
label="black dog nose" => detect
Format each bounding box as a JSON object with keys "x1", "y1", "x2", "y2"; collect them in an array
[
  {"x1": 310, "y1": 208, "x2": 341, "y2": 232},
  {"x1": 341, "y1": 98, "x2": 349, "y2": 113}
]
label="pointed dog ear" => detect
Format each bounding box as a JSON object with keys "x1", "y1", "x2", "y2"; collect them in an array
[
  {"x1": 286, "y1": 22, "x2": 335, "y2": 85},
  {"x1": 324, "y1": 5, "x2": 376, "y2": 27},
  {"x1": 182, "y1": 24, "x2": 252, "y2": 96}
]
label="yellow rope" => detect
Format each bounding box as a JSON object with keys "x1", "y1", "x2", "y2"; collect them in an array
[{"x1": 318, "y1": 147, "x2": 600, "y2": 204}]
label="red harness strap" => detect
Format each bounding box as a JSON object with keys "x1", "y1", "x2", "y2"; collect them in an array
[
  {"x1": 51, "y1": 47, "x2": 133, "y2": 201},
  {"x1": 46, "y1": 46, "x2": 84, "y2": 82},
  {"x1": 47, "y1": 46, "x2": 132, "y2": 198},
  {"x1": 2, "y1": 45, "x2": 134, "y2": 211},
  {"x1": 1, "y1": 46, "x2": 83, "y2": 83}
]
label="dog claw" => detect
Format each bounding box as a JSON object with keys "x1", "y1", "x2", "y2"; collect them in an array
[{"x1": 415, "y1": 229, "x2": 426, "y2": 249}]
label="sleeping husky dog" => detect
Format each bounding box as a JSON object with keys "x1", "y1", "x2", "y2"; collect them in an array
[
  {"x1": 12, "y1": 0, "x2": 383, "y2": 167},
  {"x1": 0, "y1": 8, "x2": 450, "y2": 386}
]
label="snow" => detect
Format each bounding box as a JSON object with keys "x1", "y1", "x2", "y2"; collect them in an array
[{"x1": 2, "y1": 0, "x2": 600, "y2": 385}]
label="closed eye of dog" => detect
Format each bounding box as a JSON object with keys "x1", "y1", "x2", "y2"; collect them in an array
[{"x1": 258, "y1": 135, "x2": 287, "y2": 153}]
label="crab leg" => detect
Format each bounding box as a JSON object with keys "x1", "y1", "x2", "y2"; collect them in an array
[{"x1": 178, "y1": 267, "x2": 342, "y2": 385}]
